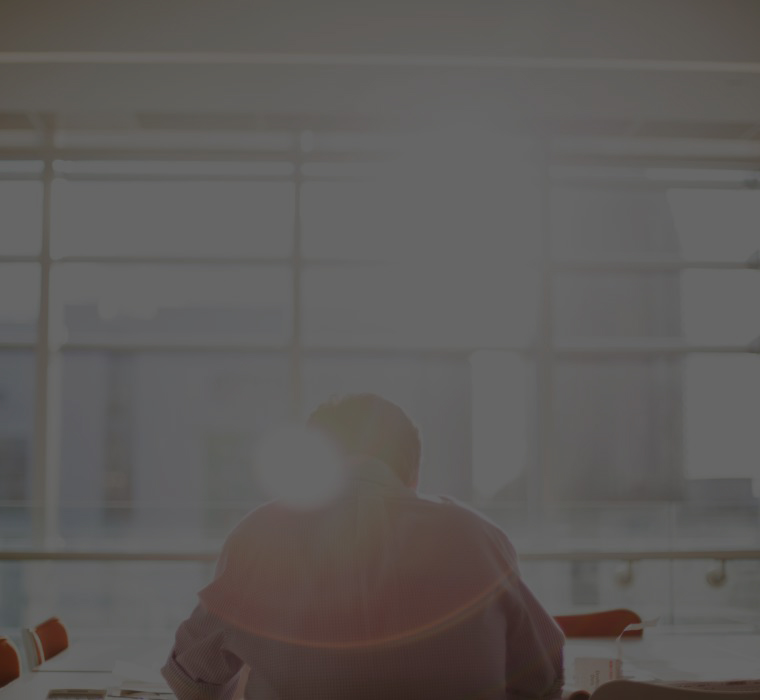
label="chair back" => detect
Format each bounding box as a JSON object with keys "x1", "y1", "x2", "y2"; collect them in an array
[
  {"x1": 22, "y1": 617, "x2": 69, "y2": 668},
  {"x1": 592, "y1": 679, "x2": 760, "y2": 699},
  {"x1": 554, "y1": 609, "x2": 643, "y2": 638},
  {"x1": 20, "y1": 627, "x2": 42, "y2": 669},
  {"x1": 0, "y1": 637, "x2": 21, "y2": 688}
]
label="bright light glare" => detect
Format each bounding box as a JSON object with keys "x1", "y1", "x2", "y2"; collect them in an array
[{"x1": 254, "y1": 425, "x2": 346, "y2": 508}]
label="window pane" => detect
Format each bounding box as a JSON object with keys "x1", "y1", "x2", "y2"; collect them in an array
[
  {"x1": 51, "y1": 179, "x2": 294, "y2": 258},
  {"x1": 58, "y1": 351, "x2": 290, "y2": 544},
  {"x1": 672, "y1": 558, "x2": 760, "y2": 626},
  {"x1": 554, "y1": 271, "x2": 681, "y2": 339},
  {"x1": 557, "y1": 268, "x2": 760, "y2": 346},
  {"x1": 681, "y1": 270, "x2": 759, "y2": 345},
  {"x1": 0, "y1": 264, "x2": 39, "y2": 343},
  {"x1": 537, "y1": 503, "x2": 674, "y2": 551},
  {"x1": 0, "y1": 181, "x2": 43, "y2": 255},
  {"x1": 301, "y1": 176, "x2": 540, "y2": 262},
  {"x1": 300, "y1": 181, "x2": 396, "y2": 260},
  {"x1": 551, "y1": 358, "x2": 682, "y2": 501},
  {"x1": 302, "y1": 354, "x2": 471, "y2": 498},
  {"x1": 0, "y1": 560, "x2": 211, "y2": 632},
  {"x1": 50, "y1": 264, "x2": 291, "y2": 345},
  {"x1": 303, "y1": 263, "x2": 538, "y2": 348},
  {"x1": 551, "y1": 187, "x2": 680, "y2": 259},
  {"x1": 0, "y1": 351, "x2": 36, "y2": 543},
  {"x1": 471, "y1": 351, "x2": 531, "y2": 502},
  {"x1": 669, "y1": 189, "x2": 760, "y2": 261},
  {"x1": 521, "y1": 558, "x2": 670, "y2": 622},
  {"x1": 684, "y1": 355, "x2": 760, "y2": 492}
]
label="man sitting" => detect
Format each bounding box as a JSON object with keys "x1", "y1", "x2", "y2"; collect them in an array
[{"x1": 163, "y1": 393, "x2": 564, "y2": 699}]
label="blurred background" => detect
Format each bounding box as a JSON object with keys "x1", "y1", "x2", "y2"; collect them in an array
[{"x1": 1, "y1": 0, "x2": 760, "y2": 634}]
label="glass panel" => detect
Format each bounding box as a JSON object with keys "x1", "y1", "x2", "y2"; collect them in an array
[
  {"x1": 520, "y1": 559, "x2": 671, "y2": 622},
  {"x1": 551, "y1": 358, "x2": 683, "y2": 501},
  {"x1": 554, "y1": 262, "x2": 756, "y2": 347},
  {"x1": 300, "y1": 181, "x2": 399, "y2": 260},
  {"x1": 302, "y1": 354, "x2": 471, "y2": 498},
  {"x1": 51, "y1": 179, "x2": 294, "y2": 258},
  {"x1": 551, "y1": 186, "x2": 680, "y2": 260},
  {"x1": 0, "y1": 560, "x2": 213, "y2": 632},
  {"x1": 508, "y1": 501, "x2": 677, "y2": 620},
  {"x1": 672, "y1": 499, "x2": 759, "y2": 554},
  {"x1": 301, "y1": 175, "x2": 541, "y2": 262},
  {"x1": 537, "y1": 502, "x2": 675, "y2": 551},
  {"x1": 554, "y1": 271, "x2": 682, "y2": 339},
  {"x1": 684, "y1": 355, "x2": 760, "y2": 494},
  {"x1": 552, "y1": 186, "x2": 760, "y2": 263},
  {"x1": 671, "y1": 558, "x2": 760, "y2": 627},
  {"x1": 0, "y1": 264, "x2": 39, "y2": 343},
  {"x1": 669, "y1": 189, "x2": 760, "y2": 262},
  {"x1": 50, "y1": 264, "x2": 291, "y2": 345},
  {"x1": 681, "y1": 270, "x2": 759, "y2": 345},
  {"x1": 0, "y1": 351, "x2": 36, "y2": 544},
  {"x1": 0, "y1": 181, "x2": 43, "y2": 255},
  {"x1": 470, "y1": 351, "x2": 531, "y2": 502},
  {"x1": 58, "y1": 351, "x2": 290, "y2": 544},
  {"x1": 303, "y1": 263, "x2": 538, "y2": 348}
]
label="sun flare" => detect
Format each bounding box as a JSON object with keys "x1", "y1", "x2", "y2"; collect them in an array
[{"x1": 254, "y1": 425, "x2": 346, "y2": 508}]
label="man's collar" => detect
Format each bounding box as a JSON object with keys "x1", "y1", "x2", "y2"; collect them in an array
[{"x1": 345, "y1": 456, "x2": 410, "y2": 491}]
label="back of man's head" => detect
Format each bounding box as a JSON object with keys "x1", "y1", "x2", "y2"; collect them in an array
[{"x1": 307, "y1": 393, "x2": 421, "y2": 486}]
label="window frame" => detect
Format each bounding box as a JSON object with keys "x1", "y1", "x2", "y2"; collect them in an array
[{"x1": 1, "y1": 130, "x2": 759, "y2": 546}]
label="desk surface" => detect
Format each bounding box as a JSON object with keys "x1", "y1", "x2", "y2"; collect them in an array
[
  {"x1": 2, "y1": 626, "x2": 759, "y2": 699},
  {"x1": 565, "y1": 627, "x2": 760, "y2": 685},
  {"x1": 32, "y1": 634, "x2": 171, "y2": 674},
  {"x1": 0, "y1": 672, "x2": 116, "y2": 700},
  {"x1": 0, "y1": 633, "x2": 174, "y2": 700}
]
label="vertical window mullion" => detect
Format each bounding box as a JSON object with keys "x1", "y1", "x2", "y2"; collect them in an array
[
  {"x1": 32, "y1": 118, "x2": 58, "y2": 546},
  {"x1": 533, "y1": 142, "x2": 556, "y2": 520},
  {"x1": 290, "y1": 141, "x2": 304, "y2": 420}
]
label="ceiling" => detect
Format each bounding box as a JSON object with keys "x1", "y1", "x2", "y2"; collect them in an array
[
  {"x1": 2, "y1": 0, "x2": 759, "y2": 62},
  {"x1": 1, "y1": 0, "x2": 760, "y2": 155}
]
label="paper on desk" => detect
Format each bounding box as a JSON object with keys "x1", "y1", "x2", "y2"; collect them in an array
[
  {"x1": 111, "y1": 660, "x2": 173, "y2": 695},
  {"x1": 571, "y1": 617, "x2": 660, "y2": 694},
  {"x1": 106, "y1": 692, "x2": 174, "y2": 699},
  {"x1": 615, "y1": 617, "x2": 659, "y2": 661},
  {"x1": 112, "y1": 660, "x2": 165, "y2": 684}
]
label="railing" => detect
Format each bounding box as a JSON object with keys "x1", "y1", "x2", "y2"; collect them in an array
[
  {"x1": 1, "y1": 546, "x2": 758, "y2": 632},
  {"x1": 1, "y1": 548, "x2": 759, "y2": 562}
]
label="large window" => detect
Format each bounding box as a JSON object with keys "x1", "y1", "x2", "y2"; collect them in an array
[
  {"x1": 0, "y1": 168, "x2": 41, "y2": 544},
  {"x1": 1, "y1": 127, "x2": 759, "y2": 627}
]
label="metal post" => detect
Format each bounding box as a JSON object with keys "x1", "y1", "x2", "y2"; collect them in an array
[
  {"x1": 532, "y1": 139, "x2": 556, "y2": 524},
  {"x1": 289, "y1": 136, "x2": 304, "y2": 420},
  {"x1": 31, "y1": 115, "x2": 57, "y2": 545}
]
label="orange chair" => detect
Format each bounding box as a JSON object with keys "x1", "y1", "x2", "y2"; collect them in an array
[
  {"x1": 0, "y1": 637, "x2": 21, "y2": 687},
  {"x1": 554, "y1": 608, "x2": 643, "y2": 638},
  {"x1": 22, "y1": 617, "x2": 69, "y2": 668}
]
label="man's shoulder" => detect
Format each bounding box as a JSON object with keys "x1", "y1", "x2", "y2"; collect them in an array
[
  {"x1": 415, "y1": 494, "x2": 517, "y2": 552},
  {"x1": 415, "y1": 491, "x2": 497, "y2": 525},
  {"x1": 222, "y1": 501, "x2": 283, "y2": 544}
]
